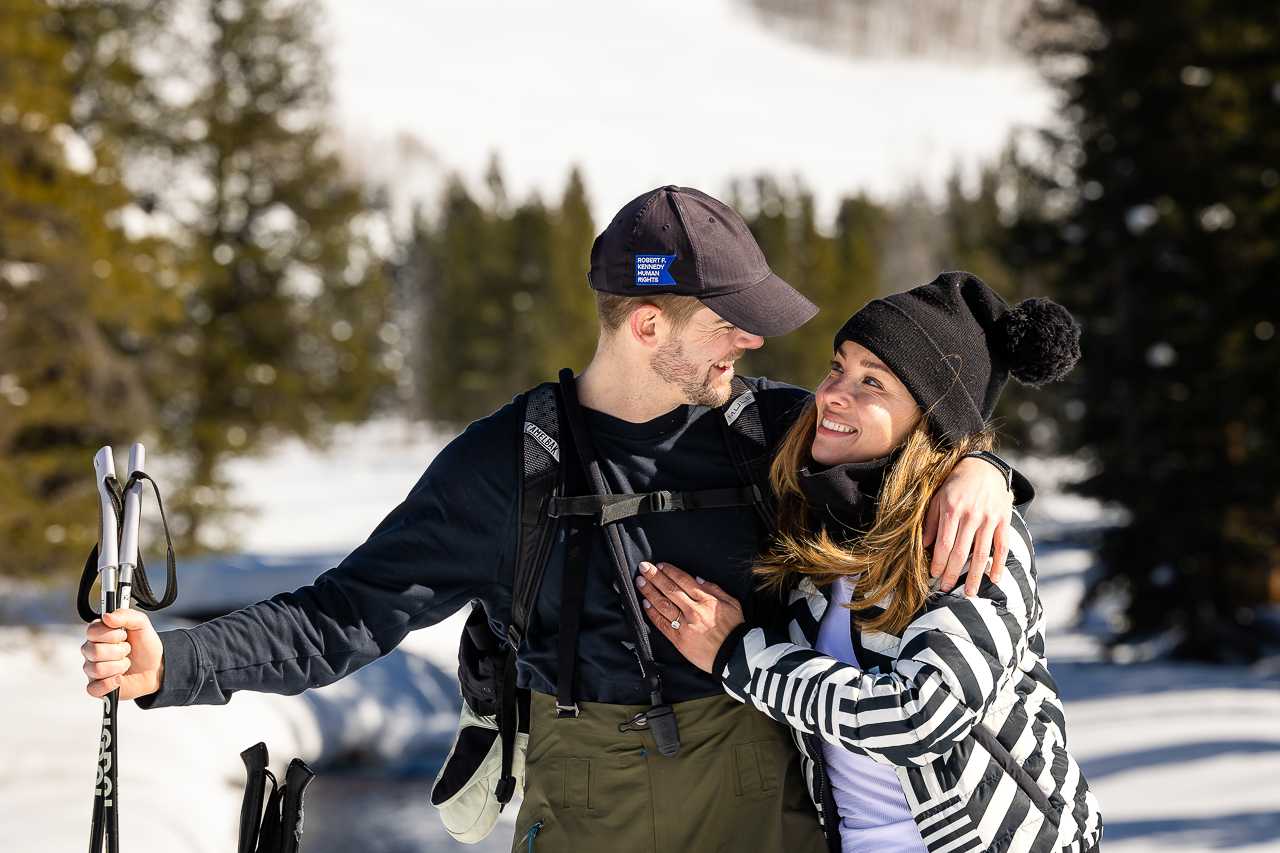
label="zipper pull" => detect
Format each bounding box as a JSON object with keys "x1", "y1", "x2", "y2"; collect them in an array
[{"x1": 523, "y1": 819, "x2": 544, "y2": 850}]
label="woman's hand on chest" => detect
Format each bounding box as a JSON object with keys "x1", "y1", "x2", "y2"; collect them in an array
[{"x1": 634, "y1": 560, "x2": 745, "y2": 673}]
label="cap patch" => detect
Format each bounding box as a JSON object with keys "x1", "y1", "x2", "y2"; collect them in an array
[{"x1": 635, "y1": 254, "x2": 676, "y2": 286}]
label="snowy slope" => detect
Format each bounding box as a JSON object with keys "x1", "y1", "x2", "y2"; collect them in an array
[
  {"x1": 4, "y1": 422, "x2": 1279, "y2": 852},
  {"x1": 319, "y1": 0, "x2": 1055, "y2": 222}
]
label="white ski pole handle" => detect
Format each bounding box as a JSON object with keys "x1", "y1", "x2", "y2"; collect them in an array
[
  {"x1": 93, "y1": 447, "x2": 119, "y2": 617},
  {"x1": 118, "y1": 444, "x2": 145, "y2": 610}
]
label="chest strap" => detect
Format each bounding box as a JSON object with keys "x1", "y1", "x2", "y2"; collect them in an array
[{"x1": 547, "y1": 485, "x2": 762, "y2": 524}]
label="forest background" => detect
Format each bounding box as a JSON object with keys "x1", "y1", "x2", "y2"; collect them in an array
[{"x1": 1, "y1": 0, "x2": 1278, "y2": 665}]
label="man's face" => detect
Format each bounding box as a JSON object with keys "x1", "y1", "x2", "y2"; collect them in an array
[{"x1": 650, "y1": 307, "x2": 765, "y2": 407}]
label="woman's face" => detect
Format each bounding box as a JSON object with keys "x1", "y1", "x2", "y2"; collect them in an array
[{"x1": 811, "y1": 341, "x2": 922, "y2": 466}]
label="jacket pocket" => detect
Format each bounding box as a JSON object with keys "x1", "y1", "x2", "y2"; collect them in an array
[{"x1": 970, "y1": 723, "x2": 1052, "y2": 813}]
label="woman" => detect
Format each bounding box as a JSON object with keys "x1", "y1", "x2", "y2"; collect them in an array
[{"x1": 634, "y1": 272, "x2": 1102, "y2": 853}]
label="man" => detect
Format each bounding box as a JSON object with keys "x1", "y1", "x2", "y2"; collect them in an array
[{"x1": 83, "y1": 186, "x2": 1016, "y2": 852}]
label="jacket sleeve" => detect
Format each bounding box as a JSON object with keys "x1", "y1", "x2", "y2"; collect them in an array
[
  {"x1": 720, "y1": 515, "x2": 1041, "y2": 767},
  {"x1": 139, "y1": 402, "x2": 523, "y2": 709}
]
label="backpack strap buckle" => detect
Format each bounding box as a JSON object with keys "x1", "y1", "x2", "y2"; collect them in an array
[
  {"x1": 556, "y1": 701, "x2": 580, "y2": 718},
  {"x1": 647, "y1": 490, "x2": 684, "y2": 513}
]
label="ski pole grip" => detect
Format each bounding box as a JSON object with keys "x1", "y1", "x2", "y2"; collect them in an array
[
  {"x1": 279, "y1": 758, "x2": 316, "y2": 853},
  {"x1": 118, "y1": 444, "x2": 145, "y2": 572},
  {"x1": 94, "y1": 447, "x2": 119, "y2": 572},
  {"x1": 238, "y1": 742, "x2": 270, "y2": 853}
]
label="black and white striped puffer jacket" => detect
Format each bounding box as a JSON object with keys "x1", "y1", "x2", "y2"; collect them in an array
[{"x1": 719, "y1": 510, "x2": 1102, "y2": 853}]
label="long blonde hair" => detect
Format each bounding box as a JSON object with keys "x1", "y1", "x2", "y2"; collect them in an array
[{"x1": 755, "y1": 402, "x2": 993, "y2": 636}]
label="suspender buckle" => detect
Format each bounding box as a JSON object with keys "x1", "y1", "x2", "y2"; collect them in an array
[
  {"x1": 556, "y1": 701, "x2": 580, "y2": 718},
  {"x1": 648, "y1": 490, "x2": 684, "y2": 513}
]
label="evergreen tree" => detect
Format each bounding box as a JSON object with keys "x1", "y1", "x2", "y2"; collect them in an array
[
  {"x1": 418, "y1": 173, "x2": 522, "y2": 424},
  {"x1": 1025, "y1": 0, "x2": 1280, "y2": 659},
  {"x1": 941, "y1": 163, "x2": 1077, "y2": 451},
  {"x1": 111, "y1": 0, "x2": 393, "y2": 547},
  {"x1": 734, "y1": 178, "x2": 883, "y2": 388},
  {"x1": 0, "y1": 0, "x2": 179, "y2": 578},
  {"x1": 416, "y1": 166, "x2": 595, "y2": 425},
  {"x1": 530, "y1": 170, "x2": 599, "y2": 381}
]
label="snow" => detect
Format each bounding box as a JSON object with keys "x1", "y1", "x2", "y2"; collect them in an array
[
  {"x1": 4, "y1": 422, "x2": 1279, "y2": 851},
  {"x1": 318, "y1": 0, "x2": 1056, "y2": 224},
  {"x1": 207, "y1": 419, "x2": 454, "y2": 556}
]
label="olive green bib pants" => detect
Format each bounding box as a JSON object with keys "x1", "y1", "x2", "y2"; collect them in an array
[{"x1": 512, "y1": 691, "x2": 827, "y2": 853}]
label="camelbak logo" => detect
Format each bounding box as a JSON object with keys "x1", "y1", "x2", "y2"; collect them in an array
[
  {"x1": 723, "y1": 391, "x2": 755, "y2": 426},
  {"x1": 523, "y1": 422, "x2": 559, "y2": 462}
]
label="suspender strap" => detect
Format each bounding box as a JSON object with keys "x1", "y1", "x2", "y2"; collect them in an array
[
  {"x1": 557, "y1": 369, "x2": 681, "y2": 757},
  {"x1": 548, "y1": 485, "x2": 761, "y2": 524},
  {"x1": 555, "y1": 446, "x2": 593, "y2": 718}
]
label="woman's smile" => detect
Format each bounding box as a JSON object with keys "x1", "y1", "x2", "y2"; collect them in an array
[{"x1": 818, "y1": 416, "x2": 856, "y2": 435}]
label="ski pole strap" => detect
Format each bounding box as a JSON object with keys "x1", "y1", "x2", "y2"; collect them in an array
[
  {"x1": 120, "y1": 472, "x2": 177, "y2": 611},
  {"x1": 76, "y1": 471, "x2": 177, "y2": 623},
  {"x1": 556, "y1": 369, "x2": 679, "y2": 757}
]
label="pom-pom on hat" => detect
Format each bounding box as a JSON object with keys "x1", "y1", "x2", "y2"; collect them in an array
[{"x1": 834, "y1": 272, "x2": 1080, "y2": 444}]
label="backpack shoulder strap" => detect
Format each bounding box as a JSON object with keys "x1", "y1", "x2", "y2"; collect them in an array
[
  {"x1": 718, "y1": 376, "x2": 776, "y2": 536},
  {"x1": 510, "y1": 381, "x2": 563, "y2": 638},
  {"x1": 495, "y1": 380, "x2": 564, "y2": 805}
]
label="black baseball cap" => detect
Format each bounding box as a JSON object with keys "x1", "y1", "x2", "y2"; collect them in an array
[{"x1": 587, "y1": 186, "x2": 818, "y2": 336}]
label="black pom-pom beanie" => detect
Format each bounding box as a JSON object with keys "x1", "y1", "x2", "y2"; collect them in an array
[{"x1": 834, "y1": 271, "x2": 1081, "y2": 444}]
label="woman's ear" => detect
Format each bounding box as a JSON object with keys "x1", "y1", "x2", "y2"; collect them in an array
[{"x1": 629, "y1": 304, "x2": 662, "y2": 349}]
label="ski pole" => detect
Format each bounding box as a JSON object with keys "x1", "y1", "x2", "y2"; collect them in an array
[
  {"x1": 80, "y1": 443, "x2": 177, "y2": 853},
  {"x1": 89, "y1": 446, "x2": 123, "y2": 853},
  {"x1": 279, "y1": 758, "x2": 316, "y2": 853}
]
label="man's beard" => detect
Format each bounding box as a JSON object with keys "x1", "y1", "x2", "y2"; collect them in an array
[{"x1": 650, "y1": 339, "x2": 744, "y2": 407}]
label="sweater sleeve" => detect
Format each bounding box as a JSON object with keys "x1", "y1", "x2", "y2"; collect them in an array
[
  {"x1": 720, "y1": 517, "x2": 1041, "y2": 767},
  {"x1": 138, "y1": 401, "x2": 523, "y2": 709}
]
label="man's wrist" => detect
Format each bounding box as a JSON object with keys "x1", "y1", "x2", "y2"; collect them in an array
[
  {"x1": 961, "y1": 450, "x2": 1013, "y2": 492},
  {"x1": 153, "y1": 653, "x2": 165, "y2": 696}
]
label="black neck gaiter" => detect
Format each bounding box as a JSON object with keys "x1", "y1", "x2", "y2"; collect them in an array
[{"x1": 796, "y1": 455, "x2": 893, "y2": 542}]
